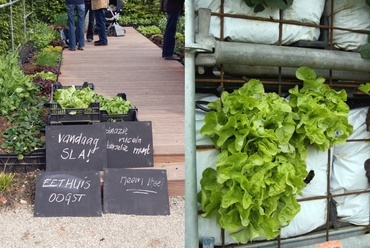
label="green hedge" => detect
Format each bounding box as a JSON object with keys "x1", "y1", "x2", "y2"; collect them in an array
[{"x1": 0, "y1": 0, "x2": 64, "y2": 55}]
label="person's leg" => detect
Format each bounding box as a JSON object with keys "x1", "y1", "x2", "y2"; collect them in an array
[
  {"x1": 162, "y1": 10, "x2": 181, "y2": 58},
  {"x1": 76, "y1": 4, "x2": 85, "y2": 49},
  {"x1": 66, "y1": 4, "x2": 76, "y2": 50},
  {"x1": 85, "y1": 2, "x2": 94, "y2": 41},
  {"x1": 94, "y1": 8, "x2": 108, "y2": 45}
]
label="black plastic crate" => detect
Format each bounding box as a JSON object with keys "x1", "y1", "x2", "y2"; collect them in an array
[
  {"x1": 48, "y1": 101, "x2": 100, "y2": 125},
  {"x1": 47, "y1": 82, "x2": 100, "y2": 125},
  {"x1": 50, "y1": 81, "x2": 94, "y2": 102},
  {"x1": 99, "y1": 93, "x2": 138, "y2": 122},
  {"x1": 0, "y1": 148, "x2": 46, "y2": 172},
  {"x1": 100, "y1": 107, "x2": 138, "y2": 122}
]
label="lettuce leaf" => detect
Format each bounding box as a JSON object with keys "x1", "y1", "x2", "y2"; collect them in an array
[{"x1": 198, "y1": 69, "x2": 353, "y2": 244}]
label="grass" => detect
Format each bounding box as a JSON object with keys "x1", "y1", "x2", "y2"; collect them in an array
[{"x1": 0, "y1": 170, "x2": 14, "y2": 192}]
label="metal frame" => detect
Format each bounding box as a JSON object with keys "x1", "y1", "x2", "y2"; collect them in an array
[{"x1": 186, "y1": 0, "x2": 370, "y2": 247}]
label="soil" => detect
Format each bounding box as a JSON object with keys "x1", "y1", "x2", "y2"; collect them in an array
[
  {"x1": 0, "y1": 117, "x2": 38, "y2": 211},
  {"x1": 0, "y1": 171, "x2": 37, "y2": 211}
]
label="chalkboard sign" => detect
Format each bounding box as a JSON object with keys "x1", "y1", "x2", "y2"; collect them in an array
[
  {"x1": 45, "y1": 124, "x2": 107, "y2": 171},
  {"x1": 34, "y1": 171, "x2": 102, "y2": 217},
  {"x1": 105, "y1": 121, "x2": 153, "y2": 168},
  {"x1": 103, "y1": 168, "x2": 169, "y2": 215}
]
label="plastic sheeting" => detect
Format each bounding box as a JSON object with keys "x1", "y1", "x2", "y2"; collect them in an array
[
  {"x1": 331, "y1": 107, "x2": 370, "y2": 225},
  {"x1": 326, "y1": 0, "x2": 370, "y2": 51},
  {"x1": 195, "y1": 0, "x2": 325, "y2": 45}
]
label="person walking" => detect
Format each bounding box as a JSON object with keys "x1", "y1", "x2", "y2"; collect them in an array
[
  {"x1": 85, "y1": 0, "x2": 95, "y2": 42},
  {"x1": 161, "y1": 0, "x2": 184, "y2": 60},
  {"x1": 92, "y1": 0, "x2": 109, "y2": 46},
  {"x1": 65, "y1": 0, "x2": 85, "y2": 51}
]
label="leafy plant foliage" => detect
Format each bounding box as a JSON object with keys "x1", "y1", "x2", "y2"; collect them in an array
[
  {"x1": 53, "y1": 86, "x2": 132, "y2": 114},
  {"x1": 198, "y1": 67, "x2": 353, "y2": 243},
  {"x1": 0, "y1": 53, "x2": 41, "y2": 116},
  {"x1": 243, "y1": 0, "x2": 294, "y2": 13}
]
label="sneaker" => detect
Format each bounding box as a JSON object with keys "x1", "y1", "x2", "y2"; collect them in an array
[
  {"x1": 78, "y1": 47, "x2": 84, "y2": 50},
  {"x1": 68, "y1": 48, "x2": 76, "y2": 51},
  {"x1": 87, "y1": 38, "x2": 93, "y2": 42},
  {"x1": 94, "y1": 40, "x2": 101, "y2": 44},
  {"x1": 164, "y1": 54, "x2": 181, "y2": 60}
]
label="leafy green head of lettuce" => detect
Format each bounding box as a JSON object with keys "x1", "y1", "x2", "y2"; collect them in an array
[
  {"x1": 198, "y1": 69, "x2": 353, "y2": 243},
  {"x1": 289, "y1": 66, "x2": 353, "y2": 150}
]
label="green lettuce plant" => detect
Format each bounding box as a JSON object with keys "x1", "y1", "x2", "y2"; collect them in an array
[
  {"x1": 198, "y1": 66, "x2": 353, "y2": 244},
  {"x1": 358, "y1": 82, "x2": 370, "y2": 95}
]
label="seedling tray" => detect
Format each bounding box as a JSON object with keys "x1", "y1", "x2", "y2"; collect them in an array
[{"x1": 0, "y1": 148, "x2": 46, "y2": 172}]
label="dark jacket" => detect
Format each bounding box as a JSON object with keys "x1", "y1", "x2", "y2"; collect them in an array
[
  {"x1": 66, "y1": 0, "x2": 84, "y2": 4},
  {"x1": 161, "y1": 0, "x2": 184, "y2": 12}
]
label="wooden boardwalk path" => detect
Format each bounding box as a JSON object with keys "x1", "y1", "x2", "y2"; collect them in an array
[{"x1": 57, "y1": 27, "x2": 185, "y2": 196}]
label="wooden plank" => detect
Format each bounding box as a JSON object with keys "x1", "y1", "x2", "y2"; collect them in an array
[{"x1": 57, "y1": 27, "x2": 185, "y2": 196}]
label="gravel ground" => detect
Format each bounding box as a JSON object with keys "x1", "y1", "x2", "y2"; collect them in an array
[{"x1": 0, "y1": 196, "x2": 185, "y2": 248}]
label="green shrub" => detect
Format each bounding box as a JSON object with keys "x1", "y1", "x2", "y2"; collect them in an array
[
  {"x1": 32, "y1": 0, "x2": 65, "y2": 24},
  {"x1": 28, "y1": 22, "x2": 58, "y2": 50},
  {"x1": 0, "y1": 1, "x2": 26, "y2": 55},
  {"x1": 35, "y1": 49, "x2": 61, "y2": 67}
]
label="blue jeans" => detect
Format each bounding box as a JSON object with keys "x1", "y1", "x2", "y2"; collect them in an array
[
  {"x1": 67, "y1": 4, "x2": 85, "y2": 49},
  {"x1": 162, "y1": 10, "x2": 181, "y2": 57},
  {"x1": 94, "y1": 8, "x2": 108, "y2": 44},
  {"x1": 85, "y1": 2, "x2": 94, "y2": 40}
]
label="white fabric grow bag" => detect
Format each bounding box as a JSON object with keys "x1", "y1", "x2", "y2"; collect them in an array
[
  {"x1": 195, "y1": 0, "x2": 325, "y2": 45},
  {"x1": 331, "y1": 107, "x2": 370, "y2": 225},
  {"x1": 280, "y1": 146, "x2": 329, "y2": 238},
  {"x1": 325, "y1": 0, "x2": 370, "y2": 51}
]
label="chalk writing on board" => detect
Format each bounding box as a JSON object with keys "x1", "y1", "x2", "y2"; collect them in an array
[
  {"x1": 58, "y1": 132, "x2": 100, "y2": 163},
  {"x1": 34, "y1": 171, "x2": 102, "y2": 217},
  {"x1": 106, "y1": 127, "x2": 152, "y2": 156},
  {"x1": 120, "y1": 176, "x2": 165, "y2": 195},
  {"x1": 41, "y1": 176, "x2": 92, "y2": 206}
]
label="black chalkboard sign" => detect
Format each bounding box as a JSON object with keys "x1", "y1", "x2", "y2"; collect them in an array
[
  {"x1": 34, "y1": 171, "x2": 102, "y2": 217},
  {"x1": 45, "y1": 124, "x2": 107, "y2": 171},
  {"x1": 103, "y1": 168, "x2": 169, "y2": 215},
  {"x1": 105, "y1": 121, "x2": 153, "y2": 168}
]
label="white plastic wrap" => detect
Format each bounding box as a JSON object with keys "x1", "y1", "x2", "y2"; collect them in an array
[
  {"x1": 195, "y1": 0, "x2": 325, "y2": 45},
  {"x1": 281, "y1": 146, "x2": 329, "y2": 238},
  {"x1": 331, "y1": 107, "x2": 370, "y2": 225},
  {"x1": 325, "y1": 0, "x2": 370, "y2": 51}
]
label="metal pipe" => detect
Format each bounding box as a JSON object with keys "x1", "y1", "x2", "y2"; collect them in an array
[
  {"x1": 0, "y1": 0, "x2": 21, "y2": 9},
  {"x1": 196, "y1": 40, "x2": 370, "y2": 73},
  {"x1": 184, "y1": 0, "x2": 199, "y2": 247}
]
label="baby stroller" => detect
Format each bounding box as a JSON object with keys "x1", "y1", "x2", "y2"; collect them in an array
[{"x1": 105, "y1": 0, "x2": 126, "y2": 37}]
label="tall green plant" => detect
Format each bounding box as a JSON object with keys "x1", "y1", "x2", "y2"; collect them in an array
[
  {"x1": 31, "y1": 0, "x2": 65, "y2": 24},
  {"x1": 120, "y1": 0, "x2": 163, "y2": 26}
]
